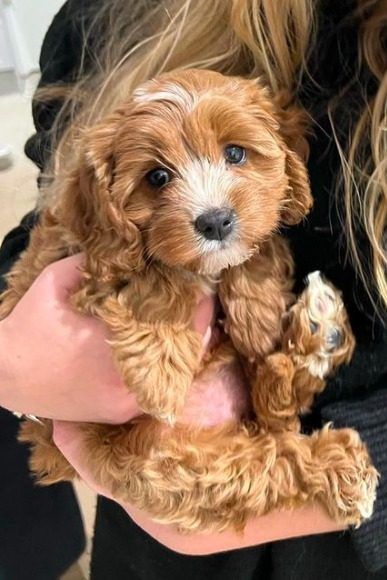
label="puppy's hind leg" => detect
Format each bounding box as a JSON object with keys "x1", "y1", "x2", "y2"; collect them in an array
[
  {"x1": 18, "y1": 419, "x2": 76, "y2": 484},
  {"x1": 309, "y1": 426, "x2": 378, "y2": 527}
]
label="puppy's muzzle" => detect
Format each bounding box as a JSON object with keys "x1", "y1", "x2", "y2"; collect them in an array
[{"x1": 195, "y1": 208, "x2": 236, "y2": 241}]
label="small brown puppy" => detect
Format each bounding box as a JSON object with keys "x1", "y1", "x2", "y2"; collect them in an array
[{"x1": 0, "y1": 69, "x2": 378, "y2": 532}]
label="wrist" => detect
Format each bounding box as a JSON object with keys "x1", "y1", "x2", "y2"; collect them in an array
[
  {"x1": 0, "y1": 318, "x2": 17, "y2": 410},
  {"x1": 123, "y1": 503, "x2": 346, "y2": 555}
]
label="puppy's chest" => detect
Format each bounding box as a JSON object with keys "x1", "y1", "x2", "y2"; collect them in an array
[{"x1": 120, "y1": 268, "x2": 217, "y2": 325}]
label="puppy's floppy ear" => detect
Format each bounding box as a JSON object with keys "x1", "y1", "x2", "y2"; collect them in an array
[
  {"x1": 273, "y1": 91, "x2": 313, "y2": 226},
  {"x1": 282, "y1": 146, "x2": 312, "y2": 225},
  {"x1": 62, "y1": 110, "x2": 144, "y2": 279}
]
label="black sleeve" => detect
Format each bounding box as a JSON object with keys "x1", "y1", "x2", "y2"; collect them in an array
[
  {"x1": 0, "y1": 213, "x2": 38, "y2": 291},
  {"x1": 321, "y1": 389, "x2": 387, "y2": 572},
  {"x1": 289, "y1": 114, "x2": 387, "y2": 572},
  {"x1": 316, "y1": 329, "x2": 387, "y2": 407}
]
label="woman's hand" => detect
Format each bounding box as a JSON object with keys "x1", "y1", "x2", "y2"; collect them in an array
[
  {"x1": 0, "y1": 255, "x2": 139, "y2": 423},
  {"x1": 0, "y1": 254, "x2": 214, "y2": 423},
  {"x1": 53, "y1": 398, "x2": 345, "y2": 556},
  {"x1": 52, "y1": 315, "x2": 343, "y2": 554},
  {"x1": 0, "y1": 253, "x2": 344, "y2": 552}
]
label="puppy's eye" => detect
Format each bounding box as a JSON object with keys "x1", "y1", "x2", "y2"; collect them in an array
[
  {"x1": 146, "y1": 168, "x2": 171, "y2": 188},
  {"x1": 224, "y1": 145, "x2": 246, "y2": 165}
]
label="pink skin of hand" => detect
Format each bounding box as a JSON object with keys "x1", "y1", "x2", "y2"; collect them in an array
[
  {"x1": 0, "y1": 254, "x2": 345, "y2": 553},
  {"x1": 0, "y1": 255, "x2": 139, "y2": 423}
]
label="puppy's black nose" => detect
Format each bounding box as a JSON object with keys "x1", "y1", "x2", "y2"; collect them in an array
[{"x1": 195, "y1": 208, "x2": 236, "y2": 241}]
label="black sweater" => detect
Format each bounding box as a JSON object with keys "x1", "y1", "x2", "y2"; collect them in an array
[{"x1": 1, "y1": 0, "x2": 386, "y2": 572}]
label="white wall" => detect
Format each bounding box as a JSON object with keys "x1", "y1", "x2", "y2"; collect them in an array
[
  {"x1": 0, "y1": 12, "x2": 14, "y2": 71},
  {"x1": 9, "y1": 0, "x2": 64, "y2": 69},
  {"x1": 1, "y1": 0, "x2": 64, "y2": 77}
]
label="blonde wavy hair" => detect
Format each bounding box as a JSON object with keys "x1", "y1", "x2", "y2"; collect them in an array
[{"x1": 43, "y1": 0, "x2": 386, "y2": 309}]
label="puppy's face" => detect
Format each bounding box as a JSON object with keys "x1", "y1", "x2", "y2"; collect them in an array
[{"x1": 68, "y1": 70, "x2": 311, "y2": 276}]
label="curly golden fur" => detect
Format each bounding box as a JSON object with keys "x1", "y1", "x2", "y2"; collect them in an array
[{"x1": 1, "y1": 70, "x2": 378, "y2": 532}]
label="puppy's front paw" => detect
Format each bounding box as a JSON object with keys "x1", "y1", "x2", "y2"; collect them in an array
[
  {"x1": 264, "y1": 352, "x2": 295, "y2": 381},
  {"x1": 252, "y1": 353, "x2": 298, "y2": 431},
  {"x1": 112, "y1": 322, "x2": 203, "y2": 422},
  {"x1": 312, "y1": 426, "x2": 379, "y2": 527},
  {"x1": 284, "y1": 271, "x2": 355, "y2": 379}
]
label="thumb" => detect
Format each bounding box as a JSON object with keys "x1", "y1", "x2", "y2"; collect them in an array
[{"x1": 48, "y1": 253, "x2": 85, "y2": 299}]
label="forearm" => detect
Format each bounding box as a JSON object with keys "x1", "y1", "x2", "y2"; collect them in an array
[
  {"x1": 125, "y1": 503, "x2": 345, "y2": 556},
  {"x1": 0, "y1": 319, "x2": 15, "y2": 411},
  {"x1": 54, "y1": 419, "x2": 344, "y2": 555},
  {"x1": 0, "y1": 316, "x2": 36, "y2": 414}
]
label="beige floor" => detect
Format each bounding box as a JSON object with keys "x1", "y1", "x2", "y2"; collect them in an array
[
  {"x1": 0, "y1": 89, "x2": 97, "y2": 579},
  {"x1": 0, "y1": 92, "x2": 38, "y2": 241}
]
